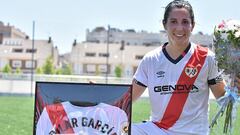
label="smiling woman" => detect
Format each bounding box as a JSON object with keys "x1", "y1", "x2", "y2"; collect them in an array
[
  {"x1": 1, "y1": 0, "x2": 240, "y2": 54},
  {"x1": 131, "y1": 0, "x2": 240, "y2": 135},
  {"x1": 163, "y1": 7, "x2": 194, "y2": 60}
]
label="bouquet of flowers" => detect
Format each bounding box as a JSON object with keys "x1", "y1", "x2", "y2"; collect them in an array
[{"x1": 210, "y1": 19, "x2": 240, "y2": 134}]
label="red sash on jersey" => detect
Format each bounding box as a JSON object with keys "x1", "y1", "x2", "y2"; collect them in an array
[
  {"x1": 46, "y1": 103, "x2": 75, "y2": 134},
  {"x1": 154, "y1": 45, "x2": 208, "y2": 129}
]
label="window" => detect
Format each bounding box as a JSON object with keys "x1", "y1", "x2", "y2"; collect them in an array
[
  {"x1": 4, "y1": 41, "x2": 9, "y2": 45},
  {"x1": 25, "y1": 60, "x2": 36, "y2": 68},
  {"x1": 143, "y1": 42, "x2": 152, "y2": 46},
  {"x1": 11, "y1": 60, "x2": 22, "y2": 68},
  {"x1": 26, "y1": 49, "x2": 37, "y2": 53},
  {"x1": 98, "y1": 64, "x2": 108, "y2": 73},
  {"x1": 12, "y1": 48, "x2": 23, "y2": 53},
  {"x1": 85, "y1": 52, "x2": 96, "y2": 57},
  {"x1": 99, "y1": 53, "x2": 109, "y2": 57},
  {"x1": 135, "y1": 55, "x2": 144, "y2": 60},
  {"x1": 86, "y1": 64, "x2": 96, "y2": 72},
  {"x1": 4, "y1": 40, "x2": 22, "y2": 46}
]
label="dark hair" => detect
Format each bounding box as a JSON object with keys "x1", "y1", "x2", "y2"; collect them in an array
[{"x1": 162, "y1": 0, "x2": 195, "y2": 25}]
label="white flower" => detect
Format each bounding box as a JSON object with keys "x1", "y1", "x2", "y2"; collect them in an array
[
  {"x1": 226, "y1": 20, "x2": 240, "y2": 27},
  {"x1": 215, "y1": 19, "x2": 240, "y2": 43},
  {"x1": 225, "y1": 20, "x2": 237, "y2": 31},
  {"x1": 235, "y1": 31, "x2": 240, "y2": 38}
]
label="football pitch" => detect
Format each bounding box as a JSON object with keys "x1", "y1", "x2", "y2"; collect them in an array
[{"x1": 0, "y1": 96, "x2": 239, "y2": 135}]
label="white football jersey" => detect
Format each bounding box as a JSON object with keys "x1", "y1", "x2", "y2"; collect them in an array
[
  {"x1": 36, "y1": 101, "x2": 128, "y2": 135},
  {"x1": 134, "y1": 43, "x2": 219, "y2": 135}
]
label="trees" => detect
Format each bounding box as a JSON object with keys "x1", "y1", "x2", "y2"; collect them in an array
[
  {"x1": 1, "y1": 65, "x2": 21, "y2": 74},
  {"x1": 37, "y1": 56, "x2": 72, "y2": 75},
  {"x1": 2, "y1": 64, "x2": 12, "y2": 73},
  {"x1": 114, "y1": 65, "x2": 122, "y2": 78},
  {"x1": 36, "y1": 67, "x2": 43, "y2": 74},
  {"x1": 61, "y1": 64, "x2": 72, "y2": 75},
  {"x1": 15, "y1": 67, "x2": 22, "y2": 74},
  {"x1": 0, "y1": 56, "x2": 72, "y2": 75},
  {"x1": 42, "y1": 56, "x2": 55, "y2": 74}
]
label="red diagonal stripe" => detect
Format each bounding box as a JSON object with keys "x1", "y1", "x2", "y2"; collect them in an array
[
  {"x1": 46, "y1": 103, "x2": 74, "y2": 134},
  {"x1": 154, "y1": 45, "x2": 208, "y2": 129}
]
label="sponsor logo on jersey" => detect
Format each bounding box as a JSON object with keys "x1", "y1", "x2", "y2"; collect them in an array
[
  {"x1": 154, "y1": 84, "x2": 199, "y2": 95},
  {"x1": 156, "y1": 71, "x2": 165, "y2": 78},
  {"x1": 185, "y1": 67, "x2": 198, "y2": 78}
]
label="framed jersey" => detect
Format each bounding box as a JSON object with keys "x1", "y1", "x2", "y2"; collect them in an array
[{"x1": 33, "y1": 82, "x2": 132, "y2": 135}]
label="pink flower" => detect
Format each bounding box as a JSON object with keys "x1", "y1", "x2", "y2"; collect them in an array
[{"x1": 218, "y1": 21, "x2": 226, "y2": 29}]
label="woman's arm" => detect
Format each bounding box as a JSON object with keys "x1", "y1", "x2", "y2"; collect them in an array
[
  {"x1": 209, "y1": 80, "x2": 226, "y2": 99},
  {"x1": 210, "y1": 76, "x2": 240, "y2": 99},
  {"x1": 132, "y1": 79, "x2": 146, "y2": 102}
]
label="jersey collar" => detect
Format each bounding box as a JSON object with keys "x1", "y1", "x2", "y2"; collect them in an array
[{"x1": 162, "y1": 42, "x2": 191, "y2": 64}]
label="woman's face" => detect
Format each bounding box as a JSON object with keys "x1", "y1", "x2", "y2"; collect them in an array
[{"x1": 164, "y1": 7, "x2": 194, "y2": 46}]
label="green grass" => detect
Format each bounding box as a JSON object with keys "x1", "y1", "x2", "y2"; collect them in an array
[
  {"x1": 132, "y1": 97, "x2": 151, "y2": 123},
  {"x1": 209, "y1": 101, "x2": 240, "y2": 135},
  {"x1": 0, "y1": 96, "x2": 34, "y2": 135},
  {"x1": 0, "y1": 96, "x2": 239, "y2": 134}
]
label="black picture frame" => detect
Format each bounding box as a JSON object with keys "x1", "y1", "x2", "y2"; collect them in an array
[{"x1": 33, "y1": 81, "x2": 132, "y2": 135}]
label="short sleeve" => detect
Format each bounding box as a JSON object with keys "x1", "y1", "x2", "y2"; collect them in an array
[
  {"x1": 133, "y1": 56, "x2": 148, "y2": 87},
  {"x1": 117, "y1": 109, "x2": 129, "y2": 135},
  {"x1": 207, "y1": 51, "x2": 221, "y2": 81},
  {"x1": 36, "y1": 108, "x2": 53, "y2": 135}
]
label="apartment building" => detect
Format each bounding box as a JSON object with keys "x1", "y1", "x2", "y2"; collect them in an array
[
  {"x1": 86, "y1": 27, "x2": 167, "y2": 46},
  {"x1": 0, "y1": 21, "x2": 28, "y2": 39},
  {"x1": 70, "y1": 42, "x2": 157, "y2": 77},
  {"x1": 86, "y1": 27, "x2": 212, "y2": 47},
  {"x1": 70, "y1": 27, "x2": 213, "y2": 76},
  {"x1": 0, "y1": 21, "x2": 59, "y2": 73}
]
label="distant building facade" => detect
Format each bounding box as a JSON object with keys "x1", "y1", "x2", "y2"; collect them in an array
[
  {"x1": 70, "y1": 27, "x2": 213, "y2": 76},
  {"x1": 0, "y1": 21, "x2": 59, "y2": 73},
  {"x1": 70, "y1": 42, "x2": 157, "y2": 77},
  {"x1": 0, "y1": 21, "x2": 28, "y2": 39},
  {"x1": 190, "y1": 32, "x2": 213, "y2": 48},
  {"x1": 86, "y1": 27, "x2": 167, "y2": 46},
  {"x1": 0, "y1": 22, "x2": 213, "y2": 75},
  {"x1": 86, "y1": 26, "x2": 212, "y2": 47}
]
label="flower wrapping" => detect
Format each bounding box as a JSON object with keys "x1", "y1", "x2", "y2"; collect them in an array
[{"x1": 210, "y1": 19, "x2": 240, "y2": 134}]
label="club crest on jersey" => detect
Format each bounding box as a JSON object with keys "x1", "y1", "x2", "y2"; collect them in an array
[
  {"x1": 121, "y1": 121, "x2": 129, "y2": 134},
  {"x1": 185, "y1": 67, "x2": 198, "y2": 78}
]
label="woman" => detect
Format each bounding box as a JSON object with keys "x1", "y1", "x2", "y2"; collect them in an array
[{"x1": 131, "y1": 0, "x2": 240, "y2": 135}]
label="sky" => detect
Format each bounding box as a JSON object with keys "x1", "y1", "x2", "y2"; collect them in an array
[{"x1": 0, "y1": 0, "x2": 240, "y2": 54}]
